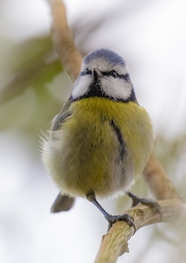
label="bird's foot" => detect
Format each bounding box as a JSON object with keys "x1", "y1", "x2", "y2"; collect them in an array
[
  {"x1": 126, "y1": 191, "x2": 162, "y2": 220},
  {"x1": 105, "y1": 213, "x2": 136, "y2": 233},
  {"x1": 86, "y1": 190, "x2": 136, "y2": 233}
]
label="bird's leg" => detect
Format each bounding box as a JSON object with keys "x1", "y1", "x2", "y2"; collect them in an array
[
  {"x1": 126, "y1": 191, "x2": 162, "y2": 220},
  {"x1": 86, "y1": 191, "x2": 136, "y2": 232}
]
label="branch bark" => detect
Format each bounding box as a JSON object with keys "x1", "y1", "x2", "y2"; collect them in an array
[
  {"x1": 95, "y1": 199, "x2": 186, "y2": 263},
  {"x1": 94, "y1": 153, "x2": 185, "y2": 262},
  {"x1": 48, "y1": 0, "x2": 82, "y2": 82},
  {"x1": 143, "y1": 153, "x2": 181, "y2": 200},
  {"x1": 47, "y1": 1, "x2": 186, "y2": 262}
]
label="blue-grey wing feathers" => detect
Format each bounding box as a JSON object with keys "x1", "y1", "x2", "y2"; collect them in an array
[{"x1": 51, "y1": 98, "x2": 71, "y2": 131}]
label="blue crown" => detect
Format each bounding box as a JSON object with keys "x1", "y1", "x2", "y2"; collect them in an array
[{"x1": 84, "y1": 48, "x2": 126, "y2": 66}]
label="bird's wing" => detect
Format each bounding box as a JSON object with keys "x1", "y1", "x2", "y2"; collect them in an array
[
  {"x1": 51, "y1": 98, "x2": 72, "y2": 131},
  {"x1": 50, "y1": 98, "x2": 75, "y2": 213},
  {"x1": 51, "y1": 193, "x2": 75, "y2": 213}
]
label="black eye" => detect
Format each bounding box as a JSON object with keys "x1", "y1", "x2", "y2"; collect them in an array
[
  {"x1": 110, "y1": 70, "x2": 118, "y2": 78},
  {"x1": 84, "y1": 68, "x2": 91, "y2": 75}
]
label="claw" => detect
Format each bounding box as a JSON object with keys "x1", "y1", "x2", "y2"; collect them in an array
[
  {"x1": 126, "y1": 191, "x2": 162, "y2": 220},
  {"x1": 105, "y1": 213, "x2": 136, "y2": 233},
  {"x1": 87, "y1": 191, "x2": 137, "y2": 233}
]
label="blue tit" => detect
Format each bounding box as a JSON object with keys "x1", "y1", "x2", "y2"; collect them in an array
[{"x1": 42, "y1": 48, "x2": 154, "y2": 229}]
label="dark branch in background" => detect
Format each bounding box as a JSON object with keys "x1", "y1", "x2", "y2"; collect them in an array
[{"x1": 47, "y1": 0, "x2": 186, "y2": 262}]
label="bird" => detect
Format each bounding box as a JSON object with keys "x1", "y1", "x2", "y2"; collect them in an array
[{"x1": 41, "y1": 48, "x2": 154, "y2": 230}]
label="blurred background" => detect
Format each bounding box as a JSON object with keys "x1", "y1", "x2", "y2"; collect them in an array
[{"x1": 0, "y1": 0, "x2": 186, "y2": 262}]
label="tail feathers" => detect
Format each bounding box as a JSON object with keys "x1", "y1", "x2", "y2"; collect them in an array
[{"x1": 50, "y1": 193, "x2": 75, "y2": 213}]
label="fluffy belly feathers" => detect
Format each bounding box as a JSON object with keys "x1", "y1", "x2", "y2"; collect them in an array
[{"x1": 43, "y1": 98, "x2": 153, "y2": 198}]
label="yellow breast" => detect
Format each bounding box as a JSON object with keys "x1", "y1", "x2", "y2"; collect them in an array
[{"x1": 45, "y1": 97, "x2": 154, "y2": 198}]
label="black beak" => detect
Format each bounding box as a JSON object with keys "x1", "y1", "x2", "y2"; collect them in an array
[{"x1": 93, "y1": 68, "x2": 101, "y2": 81}]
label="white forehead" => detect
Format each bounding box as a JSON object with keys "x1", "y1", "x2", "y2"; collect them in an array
[{"x1": 82, "y1": 48, "x2": 129, "y2": 74}]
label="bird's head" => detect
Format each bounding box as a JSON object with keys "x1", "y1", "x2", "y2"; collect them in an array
[{"x1": 71, "y1": 48, "x2": 136, "y2": 102}]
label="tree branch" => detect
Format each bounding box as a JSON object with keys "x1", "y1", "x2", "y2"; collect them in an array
[
  {"x1": 47, "y1": 0, "x2": 82, "y2": 82},
  {"x1": 94, "y1": 154, "x2": 185, "y2": 263},
  {"x1": 142, "y1": 153, "x2": 181, "y2": 200},
  {"x1": 47, "y1": 1, "x2": 186, "y2": 262},
  {"x1": 94, "y1": 199, "x2": 186, "y2": 263}
]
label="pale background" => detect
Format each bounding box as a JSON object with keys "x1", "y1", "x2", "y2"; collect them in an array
[{"x1": 0, "y1": 0, "x2": 186, "y2": 262}]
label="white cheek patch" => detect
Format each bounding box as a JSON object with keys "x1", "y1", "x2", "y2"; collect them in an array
[
  {"x1": 73, "y1": 61, "x2": 132, "y2": 101},
  {"x1": 101, "y1": 77, "x2": 132, "y2": 101},
  {"x1": 72, "y1": 76, "x2": 92, "y2": 98}
]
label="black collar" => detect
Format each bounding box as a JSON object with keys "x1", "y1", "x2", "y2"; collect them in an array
[{"x1": 71, "y1": 80, "x2": 137, "y2": 103}]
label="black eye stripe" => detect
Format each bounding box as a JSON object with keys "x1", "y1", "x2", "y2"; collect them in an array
[
  {"x1": 80, "y1": 68, "x2": 92, "y2": 76},
  {"x1": 101, "y1": 70, "x2": 117, "y2": 77},
  {"x1": 80, "y1": 69, "x2": 130, "y2": 82},
  {"x1": 102, "y1": 71, "x2": 130, "y2": 81},
  {"x1": 121, "y1": 73, "x2": 130, "y2": 81}
]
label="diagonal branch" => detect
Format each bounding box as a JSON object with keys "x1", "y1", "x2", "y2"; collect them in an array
[
  {"x1": 94, "y1": 154, "x2": 185, "y2": 263},
  {"x1": 94, "y1": 153, "x2": 185, "y2": 263},
  {"x1": 94, "y1": 199, "x2": 186, "y2": 263},
  {"x1": 47, "y1": 0, "x2": 82, "y2": 82},
  {"x1": 142, "y1": 153, "x2": 181, "y2": 200},
  {"x1": 47, "y1": 1, "x2": 186, "y2": 262}
]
